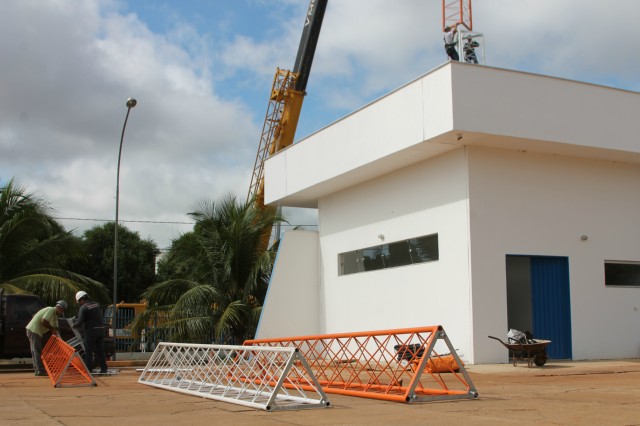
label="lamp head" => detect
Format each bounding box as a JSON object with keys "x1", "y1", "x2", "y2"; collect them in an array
[{"x1": 126, "y1": 98, "x2": 137, "y2": 108}]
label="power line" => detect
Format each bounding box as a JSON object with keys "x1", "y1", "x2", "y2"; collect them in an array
[
  {"x1": 55, "y1": 216, "x2": 317, "y2": 227},
  {"x1": 55, "y1": 217, "x2": 194, "y2": 225}
]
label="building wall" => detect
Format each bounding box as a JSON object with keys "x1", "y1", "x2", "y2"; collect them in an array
[
  {"x1": 260, "y1": 63, "x2": 640, "y2": 363},
  {"x1": 264, "y1": 64, "x2": 458, "y2": 208},
  {"x1": 264, "y1": 63, "x2": 640, "y2": 210},
  {"x1": 468, "y1": 146, "x2": 640, "y2": 362},
  {"x1": 451, "y1": 65, "x2": 640, "y2": 155},
  {"x1": 255, "y1": 230, "x2": 321, "y2": 339},
  {"x1": 317, "y1": 149, "x2": 475, "y2": 359}
]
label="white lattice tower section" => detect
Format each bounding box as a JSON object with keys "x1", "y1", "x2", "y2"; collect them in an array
[{"x1": 138, "y1": 343, "x2": 330, "y2": 411}]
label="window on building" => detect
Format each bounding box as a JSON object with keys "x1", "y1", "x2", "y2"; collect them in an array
[
  {"x1": 604, "y1": 261, "x2": 640, "y2": 287},
  {"x1": 338, "y1": 234, "x2": 439, "y2": 276}
]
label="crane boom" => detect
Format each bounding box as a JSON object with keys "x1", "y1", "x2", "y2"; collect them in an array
[
  {"x1": 247, "y1": 0, "x2": 328, "y2": 211},
  {"x1": 293, "y1": 0, "x2": 328, "y2": 92}
]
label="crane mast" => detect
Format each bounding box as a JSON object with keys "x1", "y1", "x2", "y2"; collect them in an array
[{"x1": 247, "y1": 0, "x2": 328, "y2": 212}]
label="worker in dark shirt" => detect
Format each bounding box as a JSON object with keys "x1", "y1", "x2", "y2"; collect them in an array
[
  {"x1": 464, "y1": 36, "x2": 480, "y2": 64},
  {"x1": 73, "y1": 291, "x2": 108, "y2": 374}
]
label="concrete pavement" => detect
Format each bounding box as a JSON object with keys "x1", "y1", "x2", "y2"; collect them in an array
[{"x1": 1, "y1": 359, "x2": 639, "y2": 425}]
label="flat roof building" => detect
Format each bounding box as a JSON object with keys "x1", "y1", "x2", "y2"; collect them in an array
[{"x1": 256, "y1": 61, "x2": 640, "y2": 364}]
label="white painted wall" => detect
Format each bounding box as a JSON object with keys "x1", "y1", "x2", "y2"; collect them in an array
[
  {"x1": 317, "y1": 149, "x2": 474, "y2": 360},
  {"x1": 265, "y1": 63, "x2": 640, "y2": 209},
  {"x1": 468, "y1": 146, "x2": 640, "y2": 362},
  {"x1": 451, "y1": 65, "x2": 640, "y2": 154},
  {"x1": 260, "y1": 63, "x2": 640, "y2": 364},
  {"x1": 264, "y1": 64, "x2": 458, "y2": 208},
  {"x1": 255, "y1": 230, "x2": 320, "y2": 339}
]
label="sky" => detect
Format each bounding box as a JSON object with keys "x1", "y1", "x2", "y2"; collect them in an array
[{"x1": 1, "y1": 0, "x2": 639, "y2": 250}]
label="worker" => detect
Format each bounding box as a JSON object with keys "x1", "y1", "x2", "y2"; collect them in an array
[
  {"x1": 26, "y1": 300, "x2": 67, "y2": 376},
  {"x1": 464, "y1": 36, "x2": 480, "y2": 64},
  {"x1": 73, "y1": 291, "x2": 108, "y2": 374},
  {"x1": 443, "y1": 23, "x2": 460, "y2": 61}
]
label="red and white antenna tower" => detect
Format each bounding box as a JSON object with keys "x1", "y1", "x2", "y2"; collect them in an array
[
  {"x1": 442, "y1": 0, "x2": 473, "y2": 31},
  {"x1": 442, "y1": 0, "x2": 485, "y2": 64}
]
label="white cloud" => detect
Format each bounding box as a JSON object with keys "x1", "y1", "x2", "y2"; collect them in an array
[
  {"x1": 474, "y1": 0, "x2": 640, "y2": 87},
  {"x1": 0, "y1": 0, "x2": 257, "y2": 248},
  {"x1": 1, "y1": 0, "x2": 638, "y2": 250}
]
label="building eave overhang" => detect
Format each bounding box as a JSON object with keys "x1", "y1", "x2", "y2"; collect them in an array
[{"x1": 264, "y1": 62, "x2": 640, "y2": 208}]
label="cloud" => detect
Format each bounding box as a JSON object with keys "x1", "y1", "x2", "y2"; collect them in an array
[
  {"x1": 475, "y1": 0, "x2": 640, "y2": 88},
  {"x1": 0, "y1": 0, "x2": 258, "y2": 248},
  {"x1": 1, "y1": 0, "x2": 638, "y2": 250}
]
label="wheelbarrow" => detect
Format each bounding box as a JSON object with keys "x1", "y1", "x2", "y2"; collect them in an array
[{"x1": 488, "y1": 335, "x2": 551, "y2": 367}]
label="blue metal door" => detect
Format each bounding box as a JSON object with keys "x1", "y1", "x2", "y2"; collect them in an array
[{"x1": 530, "y1": 256, "x2": 572, "y2": 359}]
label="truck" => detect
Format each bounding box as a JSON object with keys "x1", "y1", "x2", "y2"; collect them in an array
[
  {"x1": 104, "y1": 301, "x2": 148, "y2": 352},
  {"x1": 0, "y1": 289, "x2": 114, "y2": 360}
]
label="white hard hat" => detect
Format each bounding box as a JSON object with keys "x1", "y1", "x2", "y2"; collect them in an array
[
  {"x1": 75, "y1": 290, "x2": 88, "y2": 302},
  {"x1": 55, "y1": 300, "x2": 68, "y2": 310}
]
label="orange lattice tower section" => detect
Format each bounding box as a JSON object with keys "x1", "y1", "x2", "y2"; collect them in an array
[
  {"x1": 42, "y1": 335, "x2": 96, "y2": 387},
  {"x1": 442, "y1": 0, "x2": 473, "y2": 31},
  {"x1": 245, "y1": 325, "x2": 478, "y2": 403}
]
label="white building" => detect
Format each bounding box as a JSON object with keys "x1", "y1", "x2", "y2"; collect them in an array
[{"x1": 256, "y1": 61, "x2": 640, "y2": 364}]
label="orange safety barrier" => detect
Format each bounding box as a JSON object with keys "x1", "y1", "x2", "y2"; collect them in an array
[
  {"x1": 244, "y1": 325, "x2": 478, "y2": 403},
  {"x1": 41, "y1": 335, "x2": 96, "y2": 388}
]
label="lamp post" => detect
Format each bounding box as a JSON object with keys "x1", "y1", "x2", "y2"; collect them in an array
[{"x1": 113, "y1": 97, "x2": 137, "y2": 361}]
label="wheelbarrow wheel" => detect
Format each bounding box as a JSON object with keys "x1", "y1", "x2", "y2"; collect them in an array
[{"x1": 533, "y1": 350, "x2": 547, "y2": 367}]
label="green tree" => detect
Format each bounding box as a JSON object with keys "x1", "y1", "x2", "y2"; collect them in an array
[
  {"x1": 155, "y1": 232, "x2": 202, "y2": 283},
  {"x1": 138, "y1": 194, "x2": 282, "y2": 344},
  {"x1": 69, "y1": 223, "x2": 160, "y2": 303},
  {"x1": 0, "y1": 178, "x2": 109, "y2": 309}
]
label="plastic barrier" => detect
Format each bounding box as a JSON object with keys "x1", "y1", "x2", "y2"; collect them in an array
[
  {"x1": 244, "y1": 325, "x2": 478, "y2": 403},
  {"x1": 138, "y1": 343, "x2": 331, "y2": 411},
  {"x1": 41, "y1": 335, "x2": 96, "y2": 387}
]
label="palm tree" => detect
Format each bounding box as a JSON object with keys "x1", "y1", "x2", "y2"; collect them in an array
[
  {"x1": 0, "y1": 178, "x2": 109, "y2": 308},
  {"x1": 138, "y1": 193, "x2": 282, "y2": 344}
]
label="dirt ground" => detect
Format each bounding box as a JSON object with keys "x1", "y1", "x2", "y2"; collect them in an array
[{"x1": 1, "y1": 359, "x2": 639, "y2": 425}]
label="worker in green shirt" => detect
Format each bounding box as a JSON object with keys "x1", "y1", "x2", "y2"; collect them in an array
[{"x1": 26, "y1": 300, "x2": 67, "y2": 376}]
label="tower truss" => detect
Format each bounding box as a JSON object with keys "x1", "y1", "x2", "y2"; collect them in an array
[{"x1": 442, "y1": 0, "x2": 473, "y2": 31}]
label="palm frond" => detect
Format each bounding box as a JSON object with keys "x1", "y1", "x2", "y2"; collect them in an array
[
  {"x1": 174, "y1": 284, "x2": 222, "y2": 317},
  {"x1": 214, "y1": 300, "x2": 247, "y2": 343},
  {"x1": 142, "y1": 279, "x2": 202, "y2": 306},
  {"x1": 146, "y1": 193, "x2": 284, "y2": 344},
  {"x1": 0, "y1": 283, "x2": 31, "y2": 294},
  {"x1": 6, "y1": 269, "x2": 109, "y2": 309}
]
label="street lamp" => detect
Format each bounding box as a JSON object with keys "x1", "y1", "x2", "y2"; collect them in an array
[{"x1": 113, "y1": 97, "x2": 137, "y2": 361}]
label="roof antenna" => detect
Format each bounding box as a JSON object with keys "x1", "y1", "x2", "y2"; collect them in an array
[{"x1": 442, "y1": 0, "x2": 485, "y2": 65}]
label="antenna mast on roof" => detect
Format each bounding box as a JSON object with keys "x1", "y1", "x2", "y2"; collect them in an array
[
  {"x1": 442, "y1": 0, "x2": 485, "y2": 64},
  {"x1": 442, "y1": 0, "x2": 472, "y2": 31}
]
